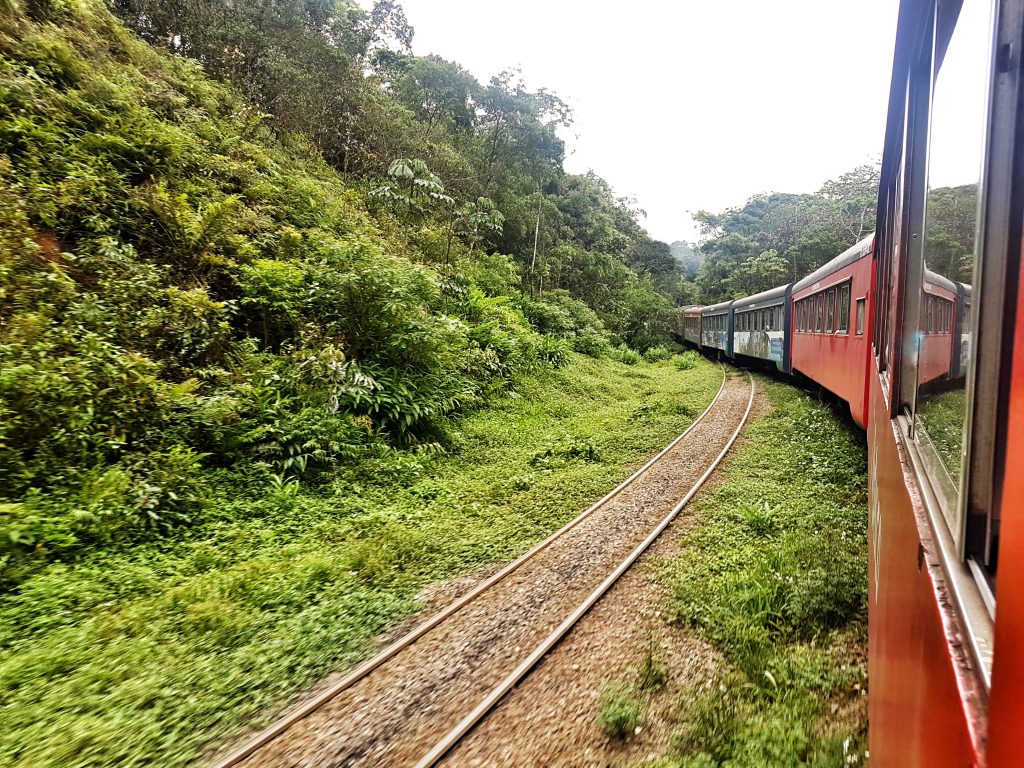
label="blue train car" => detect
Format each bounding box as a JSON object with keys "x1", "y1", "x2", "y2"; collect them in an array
[
  {"x1": 731, "y1": 284, "x2": 792, "y2": 373},
  {"x1": 700, "y1": 300, "x2": 733, "y2": 357}
]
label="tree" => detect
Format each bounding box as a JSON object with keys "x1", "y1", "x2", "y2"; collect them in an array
[
  {"x1": 692, "y1": 163, "x2": 881, "y2": 302},
  {"x1": 371, "y1": 158, "x2": 454, "y2": 218},
  {"x1": 727, "y1": 250, "x2": 789, "y2": 297}
]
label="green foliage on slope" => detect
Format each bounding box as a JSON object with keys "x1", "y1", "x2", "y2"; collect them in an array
[
  {"x1": 691, "y1": 164, "x2": 880, "y2": 303},
  {"x1": 0, "y1": 0, "x2": 686, "y2": 580}
]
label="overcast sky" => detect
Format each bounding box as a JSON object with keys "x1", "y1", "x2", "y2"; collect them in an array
[{"x1": 387, "y1": 1, "x2": 899, "y2": 244}]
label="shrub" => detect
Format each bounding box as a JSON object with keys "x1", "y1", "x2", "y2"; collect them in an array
[
  {"x1": 613, "y1": 344, "x2": 642, "y2": 366},
  {"x1": 598, "y1": 683, "x2": 644, "y2": 739},
  {"x1": 535, "y1": 336, "x2": 572, "y2": 369},
  {"x1": 643, "y1": 345, "x2": 671, "y2": 363},
  {"x1": 672, "y1": 350, "x2": 702, "y2": 370},
  {"x1": 572, "y1": 327, "x2": 612, "y2": 357}
]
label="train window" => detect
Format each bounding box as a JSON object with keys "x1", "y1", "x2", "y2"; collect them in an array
[
  {"x1": 909, "y1": 0, "x2": 989, "y2": 551},
  {"x1": 855, "y1": 298, "x2": 865, "y2": 336},
  {"x1": 838, "y1": 284, "x2": 851, "y2": 334},
  {"x1": 815, "y1": 294, "x2": 824, "y2": 332},
  {"x1": 825, "y1": 288, "x2": 836, "y2": 333}
]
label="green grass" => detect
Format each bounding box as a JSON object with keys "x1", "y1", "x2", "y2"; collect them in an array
[
  {"x1": 635, "y1": 380, "x2": 869, "y2": 767},
  {"x1": 599, "y1": 682, "x2": 646, "y2": 739},
  {"x1": 917, "y1": 388, "x2": 966, "y2": 479},
  {"x1": 0, "y1": 355, "x2": 720, "y2": 768}
]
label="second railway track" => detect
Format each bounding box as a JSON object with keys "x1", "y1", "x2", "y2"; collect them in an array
[{"x1": 212, "y1": 368, "x2": 754, "y2": 768}]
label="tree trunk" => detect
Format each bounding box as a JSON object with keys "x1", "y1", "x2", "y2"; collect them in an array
[{"x1": 530, "y1": 191, "x2": 542, "y2": 296}]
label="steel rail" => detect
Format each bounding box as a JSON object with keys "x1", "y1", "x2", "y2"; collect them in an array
[
  {"x1": 412, "y1": 372, "x2": 755, "y2": 768},
  {"x1": 210, "y1": 366, "x2": 729, "y2": 768}
]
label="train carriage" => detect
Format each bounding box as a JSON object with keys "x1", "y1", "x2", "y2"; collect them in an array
[
  {"x1": 790, "y1": 235, "x2": 875, "y2": 427},
  {"x1": 868, "y1": 0, "x2": 1024, "y2": 763},
  {"x1": 731, "y1": 284, "x2": 792, "y2": 373},
  {"x1": 682, "y1": 306, "x2": 702, "y2": 347},
  {"x1": 700, "y1": 300, "x2": 733, "y2": 356},
  {"x1": 918, "y1": 269, "x2": 960, "y2": 387}
]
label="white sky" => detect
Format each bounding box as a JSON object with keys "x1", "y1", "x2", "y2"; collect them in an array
[{"x1": 387, "y1": 0, "x2": 900, "y2": 243}]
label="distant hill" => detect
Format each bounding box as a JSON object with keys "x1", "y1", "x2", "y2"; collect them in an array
[{"x1": 670, "y1": 241, "x2": 705, "y2": 278}]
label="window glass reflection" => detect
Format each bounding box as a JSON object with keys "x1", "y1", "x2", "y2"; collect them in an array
[{"x1": 914, "y1": 0, "x2": 988, "y2": 533}]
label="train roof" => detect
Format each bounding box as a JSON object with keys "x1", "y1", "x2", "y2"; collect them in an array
[
  {"x1": 701, "y1": 299, "x2": 734, "y2": 315},
  {"x1": 922, "y1": 269, "x2": 957, "y2": 297},
  {"x1": 732, "y1": 283, "x2": 791, "y2": 310},
  {"x1": 792, "y1": 234, "x2": 874, "y2": 294}
]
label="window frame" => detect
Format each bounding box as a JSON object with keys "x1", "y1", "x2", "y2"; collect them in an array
[{"x1": 837, "y1": 283, "x2": 851, "y2": 334}]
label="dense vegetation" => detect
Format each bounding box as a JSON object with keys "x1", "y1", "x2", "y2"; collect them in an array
[
  {"x1": 1, "y1": 3, "x2": 874, "y2": 765},
  {"x1": 687, "y1": 167, "x2": 977, "y2": 303},
  {"x1": 0, "y1": 0, "x2": 690, "y2": 582},
  {"x1": 688, "y1": 165, "x2": 880, "y2": 303}
]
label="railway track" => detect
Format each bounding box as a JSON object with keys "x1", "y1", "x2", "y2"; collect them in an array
[{"x1": 211, "y1": 368, "x2": 754, "y2": 768}]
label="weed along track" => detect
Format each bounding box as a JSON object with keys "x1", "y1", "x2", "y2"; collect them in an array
[{"x1": 212, "y1": 369, "x2": 754, "y2": 768}]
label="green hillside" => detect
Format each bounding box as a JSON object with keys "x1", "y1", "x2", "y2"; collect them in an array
[{"x1": 0, "y1": 0, "x2": 686, "y2": 579}]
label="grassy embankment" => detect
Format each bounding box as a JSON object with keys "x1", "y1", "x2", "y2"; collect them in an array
[
  {"x1": 603, "y1": 381, "x2": 869, "y2": 767},
  {"x1": 0, "y1": 355, "x2": 719, "y2": 768}
]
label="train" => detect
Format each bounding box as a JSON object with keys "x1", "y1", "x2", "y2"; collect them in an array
[
  {"x1": 681, "y1": 236, "x2": 971, "y2": 429},
  {"x1": 680, "y1": 0, "x2": 1024, "y2": 763}
]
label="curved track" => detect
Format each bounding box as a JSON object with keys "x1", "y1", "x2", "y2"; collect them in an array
[
  {"x1": 211, "y1": 368, "x2": 753, "y2": 768},
  {"x1": 414, "y1": 373, "x2": 755, "y2": 767}
]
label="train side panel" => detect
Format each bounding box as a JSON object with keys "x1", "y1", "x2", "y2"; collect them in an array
[
  {"x1": 700, "y1": 302, "x2": 733, "y2": 356},
  {"x1": 918, "y1": 277, "x2": 959, "y2": 387},
  {"x1": 867, "y1": 371, "x2": 982, "y2": 767},
  {"x1": 986, "y1": 234, "x2": 1024, "y2": 765},
  {"x1": 791, "y1": 243, "x2": 874, "y2": 427},
  {"x1": 682, "y1": 308, "x2": 702, "y2": 347},
  {"x1": 731, "y1": 285, "x2": 792, "y2": 373}
]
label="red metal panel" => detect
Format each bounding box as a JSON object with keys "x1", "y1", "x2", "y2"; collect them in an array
[
  {"x1": 791, "y1": 253, "x2": 873, "y2": 426},
  {"x1": 918, "y1": 281, "x2": 958, "y2": 386},
  {"x1": 867, "y1": 369, "x2": 982, "y2": 767},
  {"x1": 986, "y1": 239, "x2": 1024, "y2": 766},
  {"x1": 918, "y1": 333, "x2": 956, "y2": 387}
]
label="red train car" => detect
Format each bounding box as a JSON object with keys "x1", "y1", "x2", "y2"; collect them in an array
[
  {"x1": 918, "y1": 269, "x2": 960, "y2": 387},
  {"x1": 681, "y1": 306, "x2": 702, "y2": 348},
  {"x1": 868, "y1": 0, "x2": 1024, "y2": 763},
  {"x1": 790, "y1": 236, "x2": 874, "y2": 427}
]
